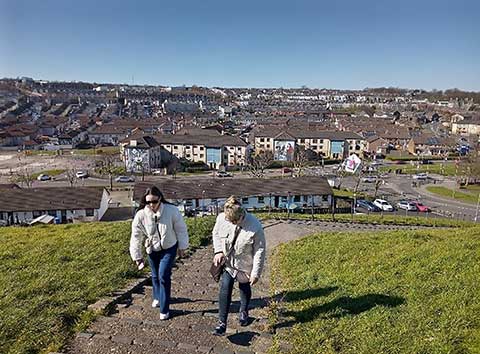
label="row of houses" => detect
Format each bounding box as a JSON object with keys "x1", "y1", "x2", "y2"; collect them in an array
[
  {"x1": 252, "y1": 129, "x2": 366, "y2": 160},
  {"x1": 0, "y1": 186, "x2": 110, "y2": 225},
  {"x1": 120, "y1": 133, "x2": 248, "y2": 172},
  {"x1": 0, "y1": 177, "x2": 334, "y2": 225}
]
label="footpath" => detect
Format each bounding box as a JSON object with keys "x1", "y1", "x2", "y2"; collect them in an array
[{"x1": 64, "y1": 220, "x2": 421, "y2": 354}]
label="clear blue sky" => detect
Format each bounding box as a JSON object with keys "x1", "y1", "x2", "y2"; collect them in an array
[{"x1": 1, "y1": 0, "x2": 479, "y2": 90}]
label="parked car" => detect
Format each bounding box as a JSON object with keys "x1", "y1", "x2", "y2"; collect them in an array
[
  {"x1": 373, "y1": 198, "x2": 394, "y2": 212},
  {"x1": 76, "y1": 170, "x2": 89, "y2": 179},
  {"x1": 413, "y1": 172, "x2": 428, "y2": 180},
  {"x1": 37, "y1": 174, "x2": 51, "y2": 181},
  {"x1": 356, "y1": 199, "x2": 381, "y2": 212},
  {"x1": 217, "y1": 171, "x2": 233, "y2": 178},
  {"x1": 115, "y1": 175, "x2": 134, "y2": 183},
  {"x1": 361, "y1": 175, "x2": 377, "y2": 183},
  {"x1": 410, "y1": 201, "x2": 431, "y2": 212},
  {"x1": 397, "y1": 200, "x2": 417, "y2": 211}
]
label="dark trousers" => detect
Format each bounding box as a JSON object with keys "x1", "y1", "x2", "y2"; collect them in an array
[
  {"x1": 147, "y1": 243, "x2": 177, "y2": 314},
  {"x1": 218, "y1": 271, "x2": 252, "y2": 324}
]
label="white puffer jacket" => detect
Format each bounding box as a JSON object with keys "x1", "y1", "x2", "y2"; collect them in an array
[{"x1": 130, "y1": 203, "x2": 189, "y2": 261}]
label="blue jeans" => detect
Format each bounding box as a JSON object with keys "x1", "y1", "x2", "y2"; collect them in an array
[
  {"x1": 147, "y1": 243, "x2": 177, "y2": 314},
  {"x1": 218, "y1": 271, "x2": 251, "y2": 324}
]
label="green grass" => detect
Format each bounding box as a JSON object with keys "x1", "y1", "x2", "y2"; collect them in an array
[
  {"x1": 73, "y1": 146, "x2": 120, "y2": 156},
  {"x1": 333, "y1": 189, "x2": 368, "y2": 198},
  {"x1": 269, "y1": 227, "x2": 480, "y2": 354},
  {"x1": 31, "y1": 169, "x2": 66, "y2": 179},
  {"x1": 0, "y1": 216, "x2": 215, "y2": 354},
  {"x1": 426, "y1": 186, "x2": 480, "y2": 204},
  {"x1": 379, "y1": 163, "x2": 456, "y2": 176},
  {"x1": 256, "y1": 212, "x2": 476, "y2": 228}
]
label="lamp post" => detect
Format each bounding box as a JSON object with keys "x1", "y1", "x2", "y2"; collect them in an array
[
  {"x1": 475, "y1": 193, "x2": 480, "y2": 223},
  {"x1": 269, "y1": 192, "x2": 272, "y2": 215},
  {"x1": 287, "y1": 191, "x2": 291, "y2": 219}
]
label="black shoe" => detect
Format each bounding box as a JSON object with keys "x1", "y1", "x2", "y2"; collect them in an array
[
  {"x1": 213, "y1": 322, "x2": 226, "y2": 336},
  {"x1": 239, "y1": 311, "x2": 249, "y2": 326}
]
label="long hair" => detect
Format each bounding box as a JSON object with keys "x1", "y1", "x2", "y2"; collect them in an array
[{"x1": 137, "y1": 186, "x2": 169, "y2": 211}]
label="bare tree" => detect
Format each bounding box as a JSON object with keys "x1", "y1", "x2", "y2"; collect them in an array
[
  {"x1": 65, "y1": 167, "x2": 77, "y2": 187},
  {"x1": 10, "y1": 168, "x2": 35, "y2": 188},
  {"x1": 248, "y1": 150, "x2": 274, "y2": 178},
  {"x1": 96, "y1": 154, "x2": 122, "y2": 189},
  {"x1": 293, "y1": 145, "x2": 309, "y2": 177}
]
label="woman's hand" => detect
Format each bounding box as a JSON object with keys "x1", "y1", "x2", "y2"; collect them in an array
[
  {"x1": 250, "y1": 277, "x2": 259, "y2": 286},
  {"x1": 135, "y1": 259, "x2": 145, "y2": 270},
  {"x1": 213, "y1": 252, "x2": 225, "y2": 266},
  {"x1": 178, "y1": 249, "x2": 186, "y2": 258}
]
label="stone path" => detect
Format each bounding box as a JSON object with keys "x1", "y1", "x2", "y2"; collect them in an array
[{"x1": 65, "y1": 220, "x2": 424, "y2": 354}]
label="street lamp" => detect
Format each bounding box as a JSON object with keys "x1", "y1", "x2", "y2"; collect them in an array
[
  {"x1": 287, "y1": 191, "x2": 291, "y2": 219},
  {"x1": 475, "y1": 193, "x2": 480, "y2": 223}
]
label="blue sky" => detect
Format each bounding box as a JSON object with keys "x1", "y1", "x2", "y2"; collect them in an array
[{"x1": 1, "y1": 0, "x2": 479, "y2": 90}]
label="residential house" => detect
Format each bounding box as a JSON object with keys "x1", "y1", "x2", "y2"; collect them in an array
[
  {"x1": 0, "y1": 187, "x2": 110, "y2": 225},
  {"x1": 254, "y1": 129, "x2": 366, "y2": 160},
  {"x1": 133, "y1": 176, "x2": 334, "y2": 214}
]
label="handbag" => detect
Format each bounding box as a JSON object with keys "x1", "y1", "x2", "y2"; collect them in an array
[{"x1": 210, "y1": 225, "x2": 241, "y2": 282}]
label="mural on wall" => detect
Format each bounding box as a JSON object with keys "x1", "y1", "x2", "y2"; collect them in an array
[
  {"x1": 274, "y1": 140, "x2": 295, "y2": 161},
  {"x1": 126, "y1": 148, "x2": 149, "y2": 172},
  {"x1": 206, "y1": 148, "x2": 222, "y2": 167},
  {"x1": 331, "y1": 140, "x2": 345, "y2": 158}
]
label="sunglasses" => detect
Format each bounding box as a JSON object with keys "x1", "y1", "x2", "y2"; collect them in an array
[{"x1": 146, "y1": 200, "x2": 160, "y2": 204}]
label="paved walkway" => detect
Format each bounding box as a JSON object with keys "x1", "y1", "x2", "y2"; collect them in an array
[{"x1": 66, "y1": 220, "x2": 423, "y2": 354}]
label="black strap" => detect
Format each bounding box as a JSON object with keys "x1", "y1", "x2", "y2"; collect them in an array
[{"x1": 225, "y1": 225, "x2": 241, "y2": 258}]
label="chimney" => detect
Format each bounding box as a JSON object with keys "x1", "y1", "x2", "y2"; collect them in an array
[{"x1": 130, "y1": 140, "x2": 137, "y2": 147}]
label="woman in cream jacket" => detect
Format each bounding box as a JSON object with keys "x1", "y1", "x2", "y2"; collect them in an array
[
  {"x1": 211, "y1": 196, "x2": 266, "y2": 335},
  {"x1": 130, "y1": 186, "x2": 189, "y2": 320}
]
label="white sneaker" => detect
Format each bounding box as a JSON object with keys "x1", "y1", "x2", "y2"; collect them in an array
[
  {"x1": 152, "y1": 299, "x2": 160, "y2": 308},
  {"x1": 159, "y1": 312, "x2": 170, "y2": 320}
]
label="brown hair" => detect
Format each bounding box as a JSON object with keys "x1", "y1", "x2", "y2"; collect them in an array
[{"x1": 224, "y1": 196, "x2": 245, "y2": 223}]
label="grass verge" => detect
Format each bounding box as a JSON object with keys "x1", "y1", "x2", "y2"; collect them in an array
[
  {"x1": 269, "y1": 227, "x2": 480, "y2": 354},
  {"x1": 426, "y1": 186, "x2": 479, "y2": 204},
  {"x1": 31, "y1": 169, "x2": 66, "y2": 179},
  {"x1": 0, "y1": 216, "x2": 215, "y2": 354},
  {"x1": 379, "y1": 163, "x2": 456, "y2": 176}
]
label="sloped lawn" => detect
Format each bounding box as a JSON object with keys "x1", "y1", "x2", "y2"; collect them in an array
[
  {"x1": 270, "y1": 227, "x2": 480, "y2": 354},
  {"x1": 0, "y1": 217, "x2": 215, "y2": 354}
]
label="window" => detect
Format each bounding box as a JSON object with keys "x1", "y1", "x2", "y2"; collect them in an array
[
  {"x1": 200, "y1": 154, "x2": 204, "y2": 158},
  {"x1": 242, "y1": 197, "x2": 249, "y2": 204},
  {"x1": 174, "y1": 145, "x2": 178, "y2": 150},
  {"x1": 86, "y1": 209, "x2": 94, "y2": 217},
  {"x1": 300, "y1": 139, "x2": 305, "y2": 143},
  {"x1": 266, "y1": 144, "x2": 270, "y2": 148},
  {"x1": 186, "y1": 154, "x2": 191, "y2": 158},
  {"x1": 47, "y1": 210, "x2": 56, "y2": 217},
  {"x1": 320, "y1": 139, "x2": 324, "y2": 143},
  {"x1": 312, "y1": 139, "x2": 317, "y2": 143},
  {"x1": 322, "y1": 195, "x2": 329, "y2": 202},
  {"x1": 257, "y1": 196, "x2": 264, "y2": 203},
  {"x1": 260, "y1": 138, "x2": 265, "y2": 142},
  {"x1": 311, "y1": 145, "x2": 317, "y2": 150},
  {"x1": 33, "y1": 211, "x2": 42, "y2": 218},
  {"x1": 200, "y1": 147, "x2": 204, "y2": 151},
  {"x1": 319, "y1": 145, "x2": 323, "y2": 149},
  {"x1": 294, "y1": 196, "x2": 300, "y2": 202}
]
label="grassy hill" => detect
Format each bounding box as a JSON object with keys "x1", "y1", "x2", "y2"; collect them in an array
[
  {"x1": 270, "y1": 227, "x2": 480, "y2": 354},
  {"x1": 0, "y1": 217, "x2": 215, "y2": 354}
]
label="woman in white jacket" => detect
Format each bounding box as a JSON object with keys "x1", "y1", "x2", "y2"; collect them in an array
[
  {"x1": 211, "y1": 196, "x2": 266, "y2": 335},
  {"x1": 130, "y1": 186, "x2": 189, "y2": 320}
]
